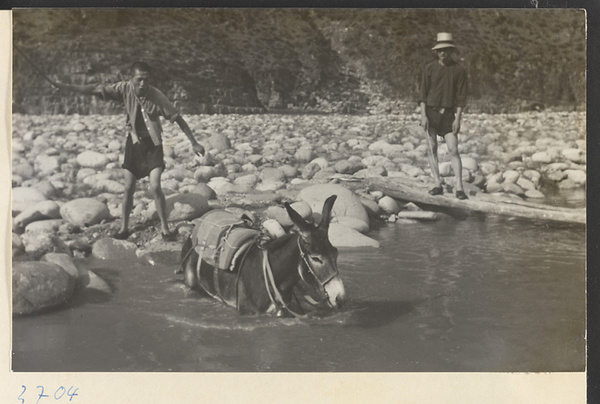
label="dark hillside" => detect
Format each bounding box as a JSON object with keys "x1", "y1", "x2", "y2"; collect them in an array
[{"x1": 13, "y1": 8, "x2": 585, "y2": 115}]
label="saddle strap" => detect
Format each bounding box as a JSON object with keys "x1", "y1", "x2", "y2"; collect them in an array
[
  {"x1": 196, "y1": 247, "x2": 225, "y2": 303},
  {"x1": 261, "y1": 250, "x2": 309, "y2": 318}
]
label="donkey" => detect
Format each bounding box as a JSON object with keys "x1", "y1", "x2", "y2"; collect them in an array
[{"x1": 180, "y1": 195, "x2": 345, "y2": 316}]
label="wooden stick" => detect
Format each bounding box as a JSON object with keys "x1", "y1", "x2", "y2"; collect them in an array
[{"x1": 14, "y1": 45, "x2": 58, "y2": 87}]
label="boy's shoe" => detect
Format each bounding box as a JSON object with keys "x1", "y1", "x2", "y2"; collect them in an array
[
  {"x1": 456, "y1": 190, "x2": 468, "y2": 200},
  {"x1": 428, "y1": 186, "x2": 444, "y2": 196}
]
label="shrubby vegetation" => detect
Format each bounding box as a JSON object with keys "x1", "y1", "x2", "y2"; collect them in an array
[{"x1": 13, "y1": 9, "x2": 585, "y2": 115}]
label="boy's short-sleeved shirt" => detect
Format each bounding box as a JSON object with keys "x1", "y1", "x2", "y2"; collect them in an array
[
  {"x1": 93, "y1": 81, "x2": 180, "y2": 145},
  {"x1": 419, "y1": 60, "x2": 468, "y2": 110}
]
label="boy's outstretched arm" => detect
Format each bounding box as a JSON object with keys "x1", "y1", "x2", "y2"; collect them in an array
[
  {"x1": 53, "y1": 81, "x2": 97, "y2": 95},
  {"x1": 175, "y1": 115, "x2": 205, "y2": 156}
]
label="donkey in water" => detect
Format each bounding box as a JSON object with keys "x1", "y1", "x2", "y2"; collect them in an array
[{"x1": 179, "y1": 195, "x2": 345, "y2": 316}]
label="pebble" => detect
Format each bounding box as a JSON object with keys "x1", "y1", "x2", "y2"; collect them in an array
[
  {"x1": 562, "y1": 148, "x2": 585, "y2": 164},
  {"x1": 525, "y1": 189, "x2": 546, "y2": 199},
  {"x1": 146, "y1": 193, "x2": 210, "y2": 222},
  {"x1": 564, "y1": 169, "x2": 586, "y2": 185},
  {"x1": 77, "y1": 150, "x2": 110, "y2": 169},
  {"x1": 502, "y1": 170, "x2": 520, "y2": 184},
  {"x1": 531, "y1": 151, "x2": 552, "y2": 164}
]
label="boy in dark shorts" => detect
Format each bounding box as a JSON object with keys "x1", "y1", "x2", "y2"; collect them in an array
[
  {"x1": 418, "y1": 33, "x2": 468, "y2": 200},
  {"x1": 54, "y1": 62, "x2": 205, "y2": 240}
]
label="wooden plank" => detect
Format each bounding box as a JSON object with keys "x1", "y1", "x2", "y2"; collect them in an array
[{"x1": 367, "y1": 177, "x2": 586, "y2": 225}]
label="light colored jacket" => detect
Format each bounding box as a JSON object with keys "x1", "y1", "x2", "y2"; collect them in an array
[{"x1": 94, "y1": 81, "x2": 180, "y2": 145}]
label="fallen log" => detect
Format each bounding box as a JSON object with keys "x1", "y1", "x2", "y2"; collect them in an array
[{"x1": 367, "y1": 177, "x2": 586, "y2": 225}]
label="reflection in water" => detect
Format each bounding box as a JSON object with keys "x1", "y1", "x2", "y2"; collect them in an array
[{"x1": 13, "y1": 215, "x2": 585, "y2": 372}]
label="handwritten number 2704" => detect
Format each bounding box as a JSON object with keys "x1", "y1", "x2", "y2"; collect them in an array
[{"x1": 18, "y1": 386, "x2": 79, "y2": 403}]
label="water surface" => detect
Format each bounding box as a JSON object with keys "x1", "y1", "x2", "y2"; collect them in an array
[{"x1": 12, "y1": 214, "x2": 585, "y2": 372}]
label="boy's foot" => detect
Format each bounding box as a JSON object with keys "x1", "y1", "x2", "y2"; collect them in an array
[
  {"x1": 161, "y1": 231, "x2": 178, "y2": 242},
  {"x1": 428, "y1": 186, "x2": 444, "y2": 196},
  {"x1": 456, "y1": 190, "x2": 468, "y2": 200},
  {"x1": 113, "y1": 229, "x2": 130, "y2": 240}
]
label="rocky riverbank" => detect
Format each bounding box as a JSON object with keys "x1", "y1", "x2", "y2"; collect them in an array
[{"x1": 11, "y1": 111, "x2": 586, "y2": 315}]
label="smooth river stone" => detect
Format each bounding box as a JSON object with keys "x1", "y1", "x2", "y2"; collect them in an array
[
  {"x1": 13, "y1": 261, "x2": 77, "y2": 315},
  {"x1": 60, "y1": 198, "x2": 110, "y2": 227}
]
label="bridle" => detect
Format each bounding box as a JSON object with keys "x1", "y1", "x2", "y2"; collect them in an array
[
  {"x1": 296, "y1": 237, "x2": 339, "y2": 290},
  {"x1": 260, "y1": 235, "x2": 339, "y2": 317}
]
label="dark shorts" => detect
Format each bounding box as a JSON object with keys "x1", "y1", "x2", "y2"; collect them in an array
[
  {"x1": 122, "y1": 134, "x2": 165, "y2": 180},
  {"x1": 426, "y1": 106, "x2": 455, "y2": 137}
]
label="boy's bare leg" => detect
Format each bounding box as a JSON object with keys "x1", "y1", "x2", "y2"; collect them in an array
[
  {"x1": 149, "y1": 166, "x2": 171, "y2": 235},
  {"x1": 119, "y1": 170, "x2": 137, "y2": 234},
  {"x1": 444, "y1": 132, "x2": 464, "y2": 193}
]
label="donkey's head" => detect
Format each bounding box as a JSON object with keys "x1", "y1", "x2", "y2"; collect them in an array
[{"x1": 284, "y1": 195, "x2": 346, "y2": 309}]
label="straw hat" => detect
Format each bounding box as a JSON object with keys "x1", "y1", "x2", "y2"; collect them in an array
[{"x1": 432, "y1": 32, "x2": 456, "y2": 50}]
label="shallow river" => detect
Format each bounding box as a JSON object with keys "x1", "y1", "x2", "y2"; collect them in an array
[{"x1": 13, "y1": 210, "x2": 585, "y2": 373}]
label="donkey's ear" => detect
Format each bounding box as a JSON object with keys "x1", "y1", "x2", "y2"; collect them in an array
[
  {"x1": 284, "y1": 202, "x2": 313, "y2": 239},
  {"x1": 318, "y1": 195, "x2": 337, "y2": 231}
]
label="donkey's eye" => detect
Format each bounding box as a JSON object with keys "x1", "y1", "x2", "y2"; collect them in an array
[{"x1": 310, "y1": 256, "x2": 323, "y2": 264}]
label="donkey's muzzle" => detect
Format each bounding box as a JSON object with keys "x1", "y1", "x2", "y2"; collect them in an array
[{"x1": 324, "y1": 277, "x2": 346, "y2": 309}]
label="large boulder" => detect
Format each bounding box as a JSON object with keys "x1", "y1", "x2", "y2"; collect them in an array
[
  {"x1": 331, "y1": 216, "x2": 370, "y2": 233},
  {"x1": 328, "y1": 223, "x2": 379, "y2": 248},
  {"x1": 265, "y1": 201, "x2": 313, "y2": 227},
  {"x1": 146, "y1": 193, "x2": 210, "y2": 221},
  {"x1": 13, "y1": 261, "x2": 77, "y2": 315},
  {"x1": 299, "y1": 184, "x2": 369, "y2": 229},
  {"x1": 60, "y1": 198, "x2": 110, "y2": 227}
]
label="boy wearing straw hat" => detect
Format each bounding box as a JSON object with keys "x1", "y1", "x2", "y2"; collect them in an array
[{"x1": 419, "y1": 32, "x2": 468, "y2": 200}]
